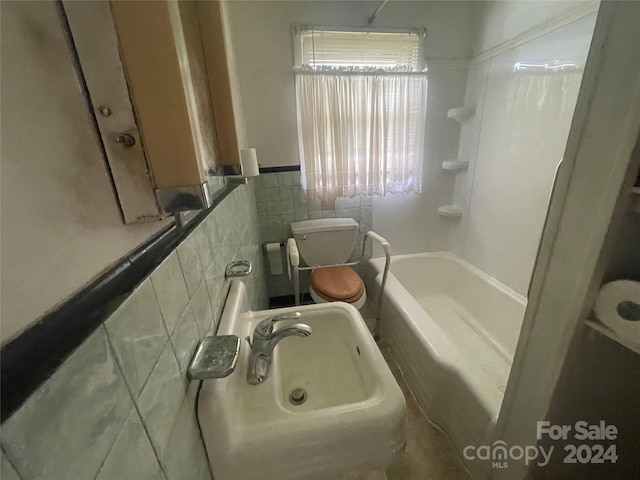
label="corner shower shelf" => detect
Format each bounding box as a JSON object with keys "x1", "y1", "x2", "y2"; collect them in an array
[
  {"x1": 442, "y1": 160, "x2": 469, "y2": 173},
  {"x1": 447, "y1": 106, "x2": 476, "y2": 124},
  {"x1": 437, "y1": 205, "x2": 464, "y2": 218}
]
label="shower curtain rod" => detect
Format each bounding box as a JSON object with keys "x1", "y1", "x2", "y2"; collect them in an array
[{"x1": 368, "y1": 0, "x2": 390, "y2": 25}]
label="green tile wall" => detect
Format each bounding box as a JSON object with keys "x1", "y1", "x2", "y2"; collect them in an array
[
  {"x1": 0, "y1": 183, "x2": 268, "y2": 480},
  {"x1": 254, "y1": 172, "x2": 374, "y2": 298}
]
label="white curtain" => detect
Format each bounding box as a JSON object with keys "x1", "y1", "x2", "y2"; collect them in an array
[
  {"x1": 505, "y1": 70, "x2": 584, "y2": 146},
  {"x1": 295, "y1": 66, "x2": 428, "y2": 201}
]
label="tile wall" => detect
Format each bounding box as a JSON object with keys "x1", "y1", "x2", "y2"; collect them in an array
[
  {"x1": 254, "y1": 171, "x2": 374, "y2": 298},
  {"x1": 0, "y1": 184, "x2": 268, "y2": 480}
]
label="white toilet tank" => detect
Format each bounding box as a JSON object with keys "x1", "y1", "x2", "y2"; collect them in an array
[{"x1": 290, "y1": 218, "x2": 359, "y2": 266}]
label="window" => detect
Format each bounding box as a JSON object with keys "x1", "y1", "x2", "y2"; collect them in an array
[{"x1": 294, "y1": 28, "x2": 428, "y2": 201}]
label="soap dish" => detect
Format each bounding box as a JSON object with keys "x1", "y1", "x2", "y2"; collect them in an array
[
  {"x1": 225, "y1": 260, "x2": 252, "y2": 278},
  {"x1": 189, "y1": 335, "x2": 241, "y2": 380},
  {"x1": 437, "y1": 205, "x2": 464, "y2": 218}
]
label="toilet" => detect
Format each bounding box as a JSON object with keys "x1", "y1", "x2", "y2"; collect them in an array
[{"x1": 290, "y1": 218, "x2": 367, "y2": 309}]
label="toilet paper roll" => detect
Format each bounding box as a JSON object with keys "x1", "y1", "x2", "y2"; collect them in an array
[
  {"x1": 594, "y1": 280, "x2": 640, "y2": 345},
  {"x1": 266, "y1": 242, "x2": 283, "y2": 275},
  {"x1": 240, "y1": 148, "x2": 260, "y2": 177}
]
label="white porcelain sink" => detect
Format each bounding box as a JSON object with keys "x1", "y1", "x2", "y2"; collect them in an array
[{"x1": 198, "y1": 280, "x2": 406, "y2": 480}]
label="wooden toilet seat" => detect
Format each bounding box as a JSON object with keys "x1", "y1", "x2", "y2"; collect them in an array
[{"x1": 311, "y1": 266, "x2": 365, "y2": 303}]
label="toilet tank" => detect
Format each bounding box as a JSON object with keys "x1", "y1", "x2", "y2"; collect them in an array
[{"x1": 290, "y1": 218, "x2": 359, "y2": 266}]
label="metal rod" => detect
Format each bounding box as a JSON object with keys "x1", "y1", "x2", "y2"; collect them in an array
[
  {"x1": 296, "y1": 232, "x2": 374, "y2": 272},
  {"x1": 293, "y1": 266, "x2": 301, "y2": 306},
  {"x1": 289, "y1": 231, "x2": 392, "y2": 340},
  {"x1": 296, "y1": 260, "x2": 360, "y2": 272},
  {"x1": 287, "y1": 238, "x2": 302, "y2": 306},
  {"x1": 374, "y1": 250, "x2": 391, "y2": 340},
  {"x1": 293, "y1": 69, "x2": 428, "y2": 77},
  {"x1": 368, "y1": 0, "x2": 390, "y2": 25}
]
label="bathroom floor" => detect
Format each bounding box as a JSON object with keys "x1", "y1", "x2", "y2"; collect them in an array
[{"x1": 341, "y1": 344, "x2": 471, "y2": 480}]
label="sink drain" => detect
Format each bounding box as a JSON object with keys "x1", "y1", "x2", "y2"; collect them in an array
[{"x1": 289, "y1": 388, "x2": 307, "y2": 405}]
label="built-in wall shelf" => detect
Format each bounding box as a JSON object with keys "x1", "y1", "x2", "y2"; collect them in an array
[
  {"x1": 631, "y1": 187, "x2": 640, "y2": 213},
  {"x1": 447, "y1": 106, "x2": 476, "y2": 124},
  {"x1": 442, "y1": 160, "x2": 469, "y2": 173},
  {"x1": 586, "y1": 318, "x2": 640, "y2": 356},
  {"x1": 437, "y1": 205, "x2": 464, "y2": 218}
]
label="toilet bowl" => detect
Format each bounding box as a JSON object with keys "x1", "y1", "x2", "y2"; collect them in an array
[{"x1": 290, "y1": 218, "x2": 367, "y2": 309}]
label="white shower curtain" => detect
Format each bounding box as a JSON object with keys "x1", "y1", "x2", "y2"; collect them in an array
[
  {"x1": 504, "y1": 70, "x2": 584, "y2": 153},
  {"x1": 295, "y1": 66, "x2": 428, "y2": 201}
]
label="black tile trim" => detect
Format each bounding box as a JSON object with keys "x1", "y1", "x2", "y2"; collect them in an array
[
  {"x1": 259, "y1": 165, "x2": 300, "y2": 173},
  {"x1": 0, "y1": 184, "x2": 238, "y2": 423},
  {"x1": 268, "y1": 293, "x2": 313, "y2": 309}
]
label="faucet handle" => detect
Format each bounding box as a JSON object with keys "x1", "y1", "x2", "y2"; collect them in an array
[{"x1": 255, "y1": 312, "x2": 302, "y2": 337}]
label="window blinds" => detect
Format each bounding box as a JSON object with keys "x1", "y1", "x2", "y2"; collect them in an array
[{"x1": 299, "y1": 30, "x2": 422, "y2": 70}]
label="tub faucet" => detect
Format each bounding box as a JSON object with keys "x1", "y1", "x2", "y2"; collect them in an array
[{"x1": 246, "y1": 312, "x2": 312, "y2": 385}]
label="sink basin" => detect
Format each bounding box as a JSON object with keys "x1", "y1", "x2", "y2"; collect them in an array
[{"x1": 198, "y1": 280, "x2": 406, "y2": 480}]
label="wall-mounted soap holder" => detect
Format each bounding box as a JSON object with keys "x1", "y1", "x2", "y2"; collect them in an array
[
  {"x1": 447, "y1": 106, "x2": 476, "y2": 124},
  {"x1": 225, "y1": 260, "x2": 252, "y2": 278},
  {"x1": 442, "y1": 160, "x2": 469, "y2": 173},
  {"x1": 189, "y1": 335, "x2": 241, "y2": 380},
  {"x1": 437, "y1": 205, "x2": 464, "y2": 218}
]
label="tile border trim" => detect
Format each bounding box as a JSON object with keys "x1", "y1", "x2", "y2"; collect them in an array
[
  {"x1": 259, "y1": 165, "x2": 301, "y2": 173},
  {"x1": 0, "y1": 185, "x2": 238, "y2": 423}
]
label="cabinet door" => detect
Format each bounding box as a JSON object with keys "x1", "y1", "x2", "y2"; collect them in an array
[
  {"x1": 63, "y1": 0, "x2": 161, "y2": 224},
  {"x1": 64, "y1": 0, "x2": 225, "y2": 220}
]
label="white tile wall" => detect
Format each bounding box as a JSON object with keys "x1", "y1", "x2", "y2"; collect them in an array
[{"x1": 449, "y1": 14, "x2": 597, "y2": 295}]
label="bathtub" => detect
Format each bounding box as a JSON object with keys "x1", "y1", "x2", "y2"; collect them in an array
[{"x1": 369, "y1": 252, "x2": 526, "y2": 458}]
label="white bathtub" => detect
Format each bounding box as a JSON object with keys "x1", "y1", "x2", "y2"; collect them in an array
[{"x1": 369, "y1": 252, "x2": 526, "y2": 457}]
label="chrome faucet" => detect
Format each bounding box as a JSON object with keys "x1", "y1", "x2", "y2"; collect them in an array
[{"x1": 246, "y1": 312, "x2": 312, "y2": 384}]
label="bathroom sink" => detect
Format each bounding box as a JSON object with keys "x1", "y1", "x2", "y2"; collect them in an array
[{"x1": 198, "y1": 281, "x2": 406, "y2": 480}]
